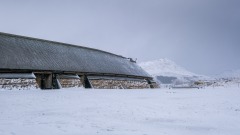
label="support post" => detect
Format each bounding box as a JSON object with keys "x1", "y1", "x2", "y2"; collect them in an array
[
  {"x1": 81, "y1": 75, "x2": 92, "y2": 88},
  {"x1": 146, "y1": 79, "x2": 154, "y2": 88},
  {"x1": 52, "y1": 74, "x2": 61, "y2": 89}
]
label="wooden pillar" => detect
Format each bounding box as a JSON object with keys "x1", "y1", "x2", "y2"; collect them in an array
[
  {"x1": 81, "y1": 75, "x2": 92, "y2": 88},
  {"x1": 52, "y1": 74, "x2": 61, "y2": 89},
  {"x1": 35, "y1": 73, "x2": 57, "y2": 89},
  {"x1": 44, "y1": 74, "x2": 52, "y2": 89},
  {"x1": 146, "y1": 79, "x2": 154, "y2": 88}
]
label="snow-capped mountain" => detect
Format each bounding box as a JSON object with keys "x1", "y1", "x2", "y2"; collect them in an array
[
  {"x1": 139, "y1": 59, "x2": 208, "y2": 85},
  {"x1": 139, "y1": 58, "x2": 198, "y2": 77}
]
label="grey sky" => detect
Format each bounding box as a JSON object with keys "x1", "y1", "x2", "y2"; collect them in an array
[{"x1": 0, "y1": 0, "x2": 239, "y2": 75}]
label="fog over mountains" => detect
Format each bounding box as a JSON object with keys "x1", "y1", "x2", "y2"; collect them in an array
[
  {"x1": 139, "y1": 59, "x2": 206, "y2": 85},
  {"x1": 139, "y1": 59, "x2": 199, "y2": 77},
  {"x1": 139, "y1": 58, "x2": 240, "y2": 85},
  {"x1": 215, "y1": 69, "x2": 240, "y2": 79}
]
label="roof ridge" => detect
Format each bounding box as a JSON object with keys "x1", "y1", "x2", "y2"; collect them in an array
[{"x1": 0, "y1": 32, "x2": 126, "y2": 59}]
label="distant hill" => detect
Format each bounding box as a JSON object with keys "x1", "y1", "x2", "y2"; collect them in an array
[{"x1": 139, "y1": 59, "x2": 209, "y2": 85}]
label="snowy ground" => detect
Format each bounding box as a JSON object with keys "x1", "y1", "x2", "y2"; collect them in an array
[{"x1": 0, "y1": 87, "x2": 240, "y2": 135}]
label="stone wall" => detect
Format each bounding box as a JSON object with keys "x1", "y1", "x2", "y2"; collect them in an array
[
  {"x1": 151, "y1": 82, "x2": 160, "y2": 88},
  {"x1": 0, "y1": 78, "x2": 159, "y2": 90},
  {"x1": 58, "y1": 79, "x2": 83, "y2": 88},
  {"x1": 0, "y1": 79, "x2": 39, "y2": 90},
  {"x1": 89, "y1": 79, "x2": 151, "y2": 89}
]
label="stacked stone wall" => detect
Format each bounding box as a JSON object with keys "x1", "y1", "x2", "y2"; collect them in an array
[
  {"x1": 151, "y1": 82, "x2": 160, "y2": 88},
  {"x1": 121, "y1": 80, "x2": 150, "y2": 89},
  {"x1": 89, "y1": 79, "x2": 150, "y2": 89},
  {"x1": 0, "y1": 78, "x2": 159, "y2": 90},
  {"x1": 0, "y1": 79, "x2": 39, "y2": 90},
  {"x1": 59, "y1": 79, "x2": 82, "y2": 88},
  {"x1": 90, "y1": 80, "x2": 123, "y2": 89}
]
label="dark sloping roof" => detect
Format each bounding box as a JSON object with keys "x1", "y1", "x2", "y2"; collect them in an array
[{"x1": 0, "y1": 32, "x2": 151, "y2": 78}]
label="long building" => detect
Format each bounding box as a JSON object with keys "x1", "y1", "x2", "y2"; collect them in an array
[{"x1": 0, "y1": 32, "x2": 158, "y2": 90}]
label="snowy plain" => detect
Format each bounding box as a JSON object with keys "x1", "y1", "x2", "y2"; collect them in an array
[{"x1": 0, "y1": 87, "x2": 240, "y2": 135}]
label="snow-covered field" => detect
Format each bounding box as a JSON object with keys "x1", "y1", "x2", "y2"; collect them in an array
[{"x1": 0, "y1": 87, "x2": 240, "y2": 135}]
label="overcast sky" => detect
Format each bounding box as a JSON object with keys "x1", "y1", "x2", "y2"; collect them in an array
[{"x1": 0, "y1": 0, "x2": 239, "y2": 75}]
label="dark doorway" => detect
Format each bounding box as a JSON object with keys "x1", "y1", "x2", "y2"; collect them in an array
[
  {"x1": 82, "y1": 75, "x2": 92, "y2": 88},
  {"x1": 35, "y1": 73, "x2": 53, "y2": 89}
]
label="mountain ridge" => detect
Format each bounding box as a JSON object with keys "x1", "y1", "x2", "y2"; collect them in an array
[
  {"x1": 139, "y1": 58, "x2": 203, "y2": 77},
  {"x1": 138, "y1": 58, "x2": 209, "y2": 84}
]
